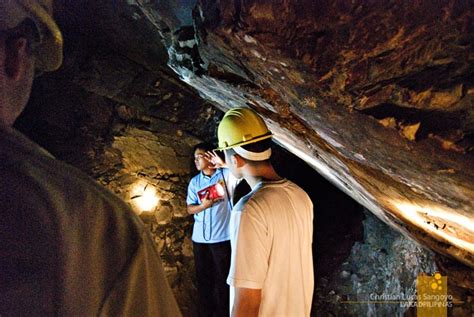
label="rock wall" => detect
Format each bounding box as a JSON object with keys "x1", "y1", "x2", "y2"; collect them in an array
[
  {"x1": 315, "y1": 210, "x2": 437, "y2": 316},
  {"x1": 151, "y1": 0, "x2": 474, "y2": 268},
  {"x1": 101, "y1": 126, "x2": 200, "y2": 316}
]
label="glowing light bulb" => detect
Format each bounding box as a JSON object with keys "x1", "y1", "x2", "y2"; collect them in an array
[{"x1": 130, "y1": 182, "x2": 159, "y2": 214}]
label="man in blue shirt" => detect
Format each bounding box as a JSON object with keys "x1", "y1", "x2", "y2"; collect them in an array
[{"x1": 187, "y1": 143, "x2": 238, "y2": 316}]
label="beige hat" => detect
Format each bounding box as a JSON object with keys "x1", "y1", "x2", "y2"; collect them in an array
[{"x1": 0, "y1": 0, "x2": 63, "y2": 71}]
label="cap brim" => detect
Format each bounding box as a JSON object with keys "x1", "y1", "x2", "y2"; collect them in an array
[{"x1": 215, "y1": 133, "x2": 272, "y2": 151}]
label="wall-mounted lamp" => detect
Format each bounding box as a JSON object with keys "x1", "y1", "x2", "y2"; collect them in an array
[{"x1": 130, "y1": 181, "x2": 159, "y2": 215}]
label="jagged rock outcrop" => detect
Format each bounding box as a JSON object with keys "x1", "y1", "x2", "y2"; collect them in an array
[{"x1": 126, "y1": 0, "x2": 473, "y2": 268}]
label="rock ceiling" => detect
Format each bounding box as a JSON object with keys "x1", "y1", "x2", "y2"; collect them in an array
[{"x1": 55, "y1": 1, "x2": 473, "y2": 267}]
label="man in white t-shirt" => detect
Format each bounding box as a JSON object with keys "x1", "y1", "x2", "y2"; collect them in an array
[{"x1": 216, "y1": 108, "x2": 314, "y2": 316}]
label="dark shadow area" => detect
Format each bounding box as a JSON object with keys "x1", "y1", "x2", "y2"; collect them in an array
[
  {"x1": 360, "y1": 102, "x2": 471, "y2": 143},
  {"x1": 360, "y1": 103, "x2": 463, "y2": 131}
]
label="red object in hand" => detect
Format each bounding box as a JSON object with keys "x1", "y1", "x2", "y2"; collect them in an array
[{"x1": 198, "y1": 182, "x2": 225, "y2": 201}]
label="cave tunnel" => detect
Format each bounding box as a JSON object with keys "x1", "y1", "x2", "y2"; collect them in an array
[{"x1": 2, "y1": 0, "x2": 473, "y2": 316}]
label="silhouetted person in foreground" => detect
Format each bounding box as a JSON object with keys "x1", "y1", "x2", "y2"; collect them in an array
[{"x1": 0, "y1": 1, "x2": 180, "y2": 315}]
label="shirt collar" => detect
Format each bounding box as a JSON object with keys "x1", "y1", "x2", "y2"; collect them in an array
[
  {"x1": 200, "y1": 168, "x2": 221, "y2": 179},
  {"x1": 0, "y1": 126, "x2": 55, "y2": 159}
]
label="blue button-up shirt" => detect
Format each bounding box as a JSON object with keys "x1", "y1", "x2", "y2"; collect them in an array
[{"x1": 187, "y1": 168, "x2": 237, "y2": 243}]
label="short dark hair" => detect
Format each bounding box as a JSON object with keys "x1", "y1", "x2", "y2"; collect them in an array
[
  {"x1": 241, "y1": 139, "x2": 272, "y2": 153},
  {"x1": 225, "y1": 139, "x2": 272, "y2": 163},
  {"x1": 193, "y1": 142, "x2": 214, "y2": 153}
]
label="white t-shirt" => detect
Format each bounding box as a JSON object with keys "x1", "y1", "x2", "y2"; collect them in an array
[{"x1": 227, "y1": 179, "x2": 314, "y2": 316}]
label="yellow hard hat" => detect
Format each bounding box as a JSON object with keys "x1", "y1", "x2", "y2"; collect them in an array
[
  {"x1": 0, "y1": 0, "x2": 63, "y2": 71},
  {"x1": 217, "y1": 107, "x2": 273, "y2": 150}
]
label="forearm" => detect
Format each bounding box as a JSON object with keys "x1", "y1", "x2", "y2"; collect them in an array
[
  {"x1": 187, "y1": 204, "x2": 207, "y2": 214},
  {"x1": 232, "y1": 288, "x2": 261, "y2": 317},
  {"x1": 232, "y1": 303, "x2": 259, "y2": 317}
]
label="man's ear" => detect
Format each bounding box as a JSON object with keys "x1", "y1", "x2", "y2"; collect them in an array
[
  {"x1": 232, "y1": 154, "x2": 245, "y2": 168},
  {"x1": 4, "y1": 37, "x2": 30, "y2": 80}
]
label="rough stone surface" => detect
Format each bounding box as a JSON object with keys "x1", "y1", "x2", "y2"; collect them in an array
[
  {"x1": 435, "y1": 255, "x2": 474, "y2": 316},
  {"x1": 112, "y1": 127, "x2": 192, "y2": 175},
  {"x1": 134, "y1": 0, "x2": 474, "y2": 268},
  {"x1": 314, "y1": 210, "x2": 437, "y2": 316}
]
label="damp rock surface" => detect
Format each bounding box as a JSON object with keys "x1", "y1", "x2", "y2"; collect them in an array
[
  {"x1": 139, "y1": 0, "x2": 474, "y2": 268},
  {"x1": 314, "y1": 210, "x2": 437, "y2": 317}
]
